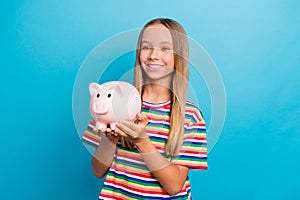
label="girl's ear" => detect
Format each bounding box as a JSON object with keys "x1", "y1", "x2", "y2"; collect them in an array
[{"x1": 89, "y1": 82, "x2": 102, "y2": 96}]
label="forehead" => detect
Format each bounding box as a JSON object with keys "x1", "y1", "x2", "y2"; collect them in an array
[{"x1": 142, "y1": 24, "x2": 173, "y2": 44}]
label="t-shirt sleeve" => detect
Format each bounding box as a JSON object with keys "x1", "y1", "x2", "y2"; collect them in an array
[
  {"x1": 81, "y1": 119, "x2": 101, "y2": 148},
  {"x1": 171, "y1": 104, "x2": 208, "y2": 170}
]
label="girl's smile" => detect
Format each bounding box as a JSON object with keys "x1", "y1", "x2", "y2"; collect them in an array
[{"x1": 145, "y1": 64, "x2": 165, "y2": 71}]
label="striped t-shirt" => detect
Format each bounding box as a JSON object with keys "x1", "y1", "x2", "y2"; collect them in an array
[{"x1": 82, "y1": 100, "x2": 208, "y2": 200}]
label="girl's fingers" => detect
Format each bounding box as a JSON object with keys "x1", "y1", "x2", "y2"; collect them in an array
[
  {"x1": 135, "y1": 113, "x2": 148, "y2": 127},
  {"x1": 121, "y1": 121, "x2": 137, "y2": 130},
  {"x1": 114, "y1": 127, "x2": 128, "y2": 137},
  {"x1": 100, "y1": 127, "x2": 119, "y2": 138},
  {"x1": 117, "y1": 122, "x2": 137, "y2": 138}
]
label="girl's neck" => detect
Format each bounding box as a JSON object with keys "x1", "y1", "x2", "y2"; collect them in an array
[{"x1": 142, "y1": 83, "x2": 172, "y2": 103}]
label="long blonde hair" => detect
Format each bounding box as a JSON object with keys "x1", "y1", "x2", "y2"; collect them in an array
[{"x1": 134, "y1": 18, "x2": 189, "y2": 156}]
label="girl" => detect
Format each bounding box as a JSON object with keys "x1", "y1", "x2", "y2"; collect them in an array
[{"x1": 82, "y1": 18, "x2": 208, "y2": 199}]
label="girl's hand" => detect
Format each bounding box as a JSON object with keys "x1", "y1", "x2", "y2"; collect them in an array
[
  {"x1": 93, "y1": 127, "x2": 120, "y2": 145},
  {"x1": 115, "y1": 113, "x2": 149, "y2": 142},
  {"x1": 103, "y1": 128, "x2": 121, "y2": 144}
]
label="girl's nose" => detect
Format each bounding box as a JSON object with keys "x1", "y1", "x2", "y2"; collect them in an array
[{"x1": 148, "y1": 48, "x2": 160, "y2": 60}]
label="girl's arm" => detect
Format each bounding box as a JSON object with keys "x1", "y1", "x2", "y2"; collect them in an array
[
  {"x1": 91, "y1": 156, "x2": 111, "y2": 178},
  {"x1": 91, "y1": 129, "x2": 119, "y2": 178},
  {"x1": 135, "y1": 138, "x2": 189, "y2": 196}
]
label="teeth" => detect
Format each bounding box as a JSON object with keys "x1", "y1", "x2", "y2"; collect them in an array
[{"x1": 148, "y1": 64, "x2": 163, "y2": 69}]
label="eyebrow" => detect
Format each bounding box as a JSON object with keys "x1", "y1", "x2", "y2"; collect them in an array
[{"x1": 141, "y1": 41, "x2": 173, "y2": 45}]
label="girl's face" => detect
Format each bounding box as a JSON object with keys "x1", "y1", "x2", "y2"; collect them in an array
[{"x1": 139, "y1": 24, "x2": 175, "y2": 84}]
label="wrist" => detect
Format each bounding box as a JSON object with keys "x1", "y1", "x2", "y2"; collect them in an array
[
  {"x1": 100, "y1": 135, "x2": 117, "y2": 147},
  {"x1": 140, "y1": 151, "x2": 171, "y2": 172},
  {"x1": 135, "y1": 138, "x2": 156, "y2": 153},
  {"x1": 93, "y1": 136, "x2": 117, "y2": 167}
]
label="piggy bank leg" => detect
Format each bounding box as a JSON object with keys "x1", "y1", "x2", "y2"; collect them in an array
[
  {"x1": 110, "y1": 122, "x2": 117, "y2": 130},
  {"x1": 95, "y1": 122, "x2": 107, "y2": 130}
]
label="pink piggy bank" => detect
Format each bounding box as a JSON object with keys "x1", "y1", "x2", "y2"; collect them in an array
[{"x1": 89, "y1": 81, "x2": 141, "y2": 130}]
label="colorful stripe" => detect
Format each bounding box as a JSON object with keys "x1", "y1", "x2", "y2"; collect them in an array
[{"x1": 82, "y1": 100, "x2": 208, "y2": 199}]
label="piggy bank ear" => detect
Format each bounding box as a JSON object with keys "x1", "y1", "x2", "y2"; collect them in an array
[
  {"x1": 89, "y1": 82, "x2": 102, "y2": 96},
  {"x1": 111, "y1": 84, "x2": 122, "y2": 96}
]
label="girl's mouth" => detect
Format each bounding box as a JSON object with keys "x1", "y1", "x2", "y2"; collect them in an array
[{"x1": 146, "y1": 64, "x2": 164, "y2": 71}]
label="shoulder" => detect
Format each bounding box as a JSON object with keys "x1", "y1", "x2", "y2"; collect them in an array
[{"x1": 184, "y1": 99, "x2": 205, "y2": 125}]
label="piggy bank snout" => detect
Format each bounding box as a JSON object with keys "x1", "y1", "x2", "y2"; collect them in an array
[{"x1": 92, "y1": 102, "x2": 109, "y2": 114}]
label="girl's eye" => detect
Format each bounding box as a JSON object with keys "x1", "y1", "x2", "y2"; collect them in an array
[
  {"x1": 97, "y1": 93, "x2": 100, "y2": 98},
  {"x1": 142, "y1": 45, "x2": 151, "y2": 50},
  {"x1": 161, "y1": 47, "x2": 171, "y2": 51},
  {"x1": 107, "y1": 93, "x2": 111, "y2": 98}
]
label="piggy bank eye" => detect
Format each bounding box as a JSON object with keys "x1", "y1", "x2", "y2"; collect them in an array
[
  {"x1": 96, "y1": 93, "x2": 100, "y2": 98},
  {"x1": 107, "y1": 93, "x2": 111, "y2": 98}
]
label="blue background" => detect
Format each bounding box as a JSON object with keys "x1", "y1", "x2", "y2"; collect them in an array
[{"x1": 1, "y1": 0, "x2": 299, "y2": 199}]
